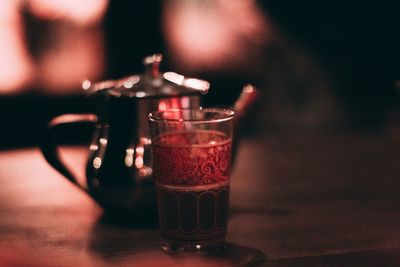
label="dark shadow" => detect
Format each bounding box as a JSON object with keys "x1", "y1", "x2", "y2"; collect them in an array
[
  {"x1": 89, "y1": 217, "x2": 266, "y2": 266},
  {"x1": 229, "y1": 206, "x2": 291, "y2": 219},
  {"x1": 96, "y1": 206, "x2": 159, "y2": 229},
  {"x1": 89, "y1": 213, "x2": 266, "y2": 265},
  {"x1": 88, "y1": 214, "x2": 160, "y2": 260},
  {"x1": 87, "y1": 190, "x2": 271, "y2": 262},
  {"x1": 167, "y1": 242, "x2": 266, "y2": 266}
]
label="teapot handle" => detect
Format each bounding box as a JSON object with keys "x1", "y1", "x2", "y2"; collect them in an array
[{"x1": 40, "y1": 114, "x2": 97, "y2": 190}]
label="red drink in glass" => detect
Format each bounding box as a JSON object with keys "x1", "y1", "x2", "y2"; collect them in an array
[{"x1": 153, "y1": 130, "x2": 232, "y2": 251}]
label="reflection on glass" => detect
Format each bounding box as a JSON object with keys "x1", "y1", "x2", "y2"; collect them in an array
[
  {"x1": 122, "y1": 76, "x2": 140, "y2": 89},
  {"x1": 163, "y1": 72, "x2": 184, "y2": 85},
  {"x1": 93, "y1": 156, "x2": 102, "y2": 169},
  {"x1": 99, "y1": 138, "x2": 107, "y2": 145},
  {"x1": 82, "y1": 79, "x2": 92, "y2": 90},
  {"x1": 135, "y1": 145, "x2": 144, "y2": 169},
  {"x1": 183, "y1": 78, "x2": 210, "y2": 92},
  {"x1": 90, "y1": 144, "x2": 99, "y2": 151},
  {"x1": 125, "y1": 148, "x2": 134, "y2": 167},
  {"x1": 135, "y1": 91, "x2": 146, "y2": 98}
]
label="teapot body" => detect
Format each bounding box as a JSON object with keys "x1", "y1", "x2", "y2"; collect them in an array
[
  {"x1": 40, "y1": 81, "x2": 259, "y2": 219},
  {"x1": 86, "y1": 95, "x2": 201, "y2": 214}
]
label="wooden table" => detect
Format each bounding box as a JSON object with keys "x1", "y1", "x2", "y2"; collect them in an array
[{"x1": 1, "y1": 130, "x2": 400, "y2": 266}]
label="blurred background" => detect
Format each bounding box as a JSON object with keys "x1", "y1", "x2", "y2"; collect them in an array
[{"x1": 1, "y1": 0, "x2": 400, "y2": 148}]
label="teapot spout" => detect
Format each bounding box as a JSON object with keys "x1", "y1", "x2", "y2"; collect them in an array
[
  {"x1": 233, "y1": 84, "x2": 260, "y2": 121},
  {"x1": 231, "y1": 84, "x2": 261, "y2": 162}
]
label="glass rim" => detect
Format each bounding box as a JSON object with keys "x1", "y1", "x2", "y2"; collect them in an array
[{"x1": 148, "y1": 108, "x2": 235, "y2": 123}]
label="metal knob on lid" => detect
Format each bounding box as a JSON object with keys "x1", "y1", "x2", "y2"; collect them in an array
[{"x1": 144, "y1": 54, "x2": 163, "y2": 78}]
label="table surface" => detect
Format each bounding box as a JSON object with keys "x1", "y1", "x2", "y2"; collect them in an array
[{"x1": 1, "y1": 130, "x2": 400, "y2": 266}]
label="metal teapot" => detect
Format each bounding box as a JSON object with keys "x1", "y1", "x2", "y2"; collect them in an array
[{"x1": 40, "y1": 54, "x2": 258, "y2": 219}]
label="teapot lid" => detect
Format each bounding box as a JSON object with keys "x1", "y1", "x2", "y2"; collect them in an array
[{"x1": 82, "y1": 54, "x2": 210, "y2": 98}]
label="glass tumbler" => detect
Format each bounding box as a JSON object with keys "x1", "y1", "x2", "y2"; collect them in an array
[{"x1": 149, "y1": 108, "x2": 235, "y2": 253}]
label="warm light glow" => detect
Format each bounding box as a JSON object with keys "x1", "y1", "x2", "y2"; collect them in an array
[
  {"x1": 0, "y1": 0, "x2": 19, "y2": 21},
  {"x1": 0, "y1": 146, "x2": 94, "y2": 207},
  {"x1": 0, "y1": 0, "x2": 33, "y2": 94},
  {"x1": 38, "y1": 27, "x2": 106, "y2": 93},
  {"x1": 28, "y1": 0, "x2": 109, "y2": 26},
  {"x1": 1, "y1": 0, "x2": 108, "y2": 94},
  {"x1": 163, "y1": 0, "x2": 270, "y2": 72}
]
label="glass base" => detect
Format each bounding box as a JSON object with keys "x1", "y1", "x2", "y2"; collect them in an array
[{"x1": 161, "y1": 236, "x2": 226, "y2": 254}]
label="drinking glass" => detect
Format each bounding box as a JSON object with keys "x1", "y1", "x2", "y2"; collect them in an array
[{"x1": 149, "y1": 108, "x2": 235, "y2": 253}]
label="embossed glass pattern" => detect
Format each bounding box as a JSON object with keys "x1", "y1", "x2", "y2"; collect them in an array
[{"x1": 149, "y1": 108, "x2": 234, "y2": 252}]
